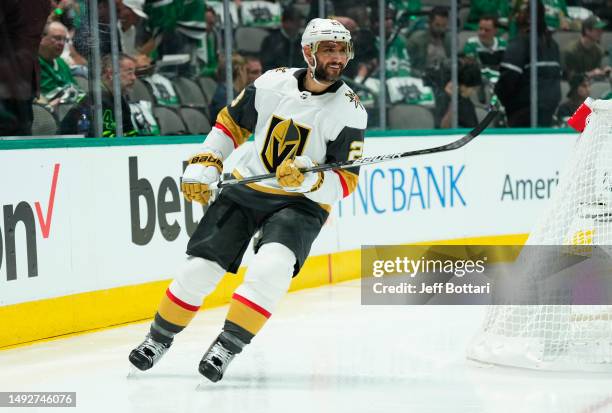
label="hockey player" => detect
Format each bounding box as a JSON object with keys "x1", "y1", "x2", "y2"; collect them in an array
[{"x1": 129, "y1": 18, "x2": 367, "y2": 382}]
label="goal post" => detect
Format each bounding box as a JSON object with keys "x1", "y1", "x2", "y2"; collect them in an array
[{"x1": 467, "y1": 99, "x2": 612, "y2": 372}]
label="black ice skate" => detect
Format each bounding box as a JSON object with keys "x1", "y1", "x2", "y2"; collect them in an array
[
  {"x1": 129, "y1": 334, "x2": 172, "y2": 371},
  {"x1": 199, "y1": 332, "x2": 245, "y2": 382}
]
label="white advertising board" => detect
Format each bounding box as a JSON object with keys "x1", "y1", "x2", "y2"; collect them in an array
[
  {"x1": 0, "y1": 133, "x2": 576, "y2": 305},
  {"x1": 336, "y1": 134, "x2": 576, "y2": 249}
]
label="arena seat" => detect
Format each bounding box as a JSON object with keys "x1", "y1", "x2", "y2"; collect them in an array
[
  {"x1": 388, "y1": 104, "x2": 435, "y2": 129},
  {"x1": 153, "y1": 106, "x2": 187, "y2": 135}
]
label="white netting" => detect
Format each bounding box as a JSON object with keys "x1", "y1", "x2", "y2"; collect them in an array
[{"x1": 467, "y1": 99, "x2": 612, "y2": 372}]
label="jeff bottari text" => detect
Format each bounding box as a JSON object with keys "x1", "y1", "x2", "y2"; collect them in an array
[{"x1": 372, "y1": 282, "x2": 491, "y2": 295}]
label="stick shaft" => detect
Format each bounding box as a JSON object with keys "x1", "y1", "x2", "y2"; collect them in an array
[{"x1": 211, "y1": 110, "x2": 499, "y2": 189}]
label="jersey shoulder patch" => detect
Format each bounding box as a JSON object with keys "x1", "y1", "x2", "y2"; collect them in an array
[{"x1": 333, "y1": 84, "x2": 368, "y2": 130}]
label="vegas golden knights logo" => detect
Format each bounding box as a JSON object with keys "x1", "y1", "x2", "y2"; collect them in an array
[{"x1": 261, "y1": 115, "x2": 311, "y2": 172}]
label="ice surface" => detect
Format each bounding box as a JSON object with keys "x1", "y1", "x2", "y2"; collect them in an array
[{"x1": 1, "y1": 280, "x2": 611, "y2": 413}]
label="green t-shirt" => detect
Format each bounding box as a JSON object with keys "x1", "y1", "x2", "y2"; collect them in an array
[
  {"x1": 145, "y1": 0, "x2": 206, "y2": 39},
  {"x1": 462, "y1": 35, "x2": 507, "y2": 82},
  {"x1": 463, "y1": 36, "x2": 507, "y2": 60},
  {"x1": 39, "y1": 56, "x2": 79, "y2": 99},
  {"x1": 381, "y1": 36, "x2": 412, "y2": 78}
]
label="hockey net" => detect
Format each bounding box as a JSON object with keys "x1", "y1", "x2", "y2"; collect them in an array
[{"x1": 467, "y1": 99, "x2": 612, "y2": 372}]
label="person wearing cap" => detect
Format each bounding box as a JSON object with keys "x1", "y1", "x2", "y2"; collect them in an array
[
  {"x1": 117, "y1": 0, "x2": 151, "y2": 69},
  {"x1": 129, "y1": 17, "x2": 367, "y2": 383},
  {"x1": 556, "y1": 73, "x2": 591, "y2": 125},
  {"x1": 562, "y1": 16, "x2": 611, "y2": 81}
]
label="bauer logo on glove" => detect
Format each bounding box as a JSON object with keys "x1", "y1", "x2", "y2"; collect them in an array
[{"x1": 181, "y1": 152, "x2": 223, "y2": 205}]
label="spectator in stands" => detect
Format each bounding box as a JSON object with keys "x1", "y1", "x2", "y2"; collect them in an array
[
  {"x1": 330, "y1": 0, "x2": 368, "y2": 28},
  {"x1": 433, "y1": 57, "x2": 482, "y2": 129},
  {"x1": 562, "y1": 16, "x2": 611, "y2": 81},
  {"x1": 407, "y1": 6, "x2": 451, "y2": 76},
  {"x1": 197, "y1": 6, "x2": 221, "y2": 78},
  {"x1": 336, "y1": 16, "x2": 377, "y2": 80},
  {"x1": 117, "y1": 0, "x2": 151, "y2": 68},
  {"x1": 463, "y1": 16, "x2": 507, "y2": 73},
  {"x1": 556, "y1": 73, "x2": 591, "y2": 125},
  {"x1": 260, "y1": 7, "x2": 306, "y2": 71},
  {"x1": 38, "y1": 22, "x2": 83, "y2": 105},
  {"x1": 245, "y1": 56, "x2": 263, "y2": 84},
  {"x1": 141, "y1": 0, "x2": 212, "y2": 77},
  {"x1": 61, "y1": 53, "x2": 139, "y2": 137},
  {"x1": 495, "y1": 0, "x2": 562, "y2": 127},
  {"x1": 209, "y1": 54, "x2": 248, "y2": 121},
  {"x1": 463, "y1": 15, "x2": 507, "y2": 105},
  {"x1": 464, "y1": 0, "x2": 509, "y2": 30},
  {"x1": 333, "y1": 16, "x2": 365, "y2": 79},
  {"x1": 136, "y1": 0, "x2": 206, "y2": 73},
  {"x1": 0, "y1": 0, "x2": 50, "y2": 136},
  {"x1": 47, "y1": 1, "x2": 88, "y2": 77},
  {"x1": 370, "y1": 5, "x2": 412, "y2": 78}
]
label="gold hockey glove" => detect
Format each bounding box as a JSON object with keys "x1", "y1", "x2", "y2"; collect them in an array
[
  {"x1": 181, "y1": 152, "x2": 223, "y2": 205},
  {"x1": 276, "y1": 156, "x2": 323, "y2": 193}
]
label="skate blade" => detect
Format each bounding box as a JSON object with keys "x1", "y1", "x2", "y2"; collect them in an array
[{"x1": 126, "y1": 366, "x2": 140, "y2": 378}]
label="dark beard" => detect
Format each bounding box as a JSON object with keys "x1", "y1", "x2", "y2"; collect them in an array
[{"x1": 314, "y1": 63, "x2": 343, "y2": 83}]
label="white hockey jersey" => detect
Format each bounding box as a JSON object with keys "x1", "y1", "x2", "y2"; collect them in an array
[{"x1": 201, "y1": 67, "x2": 368, "y2": 210}]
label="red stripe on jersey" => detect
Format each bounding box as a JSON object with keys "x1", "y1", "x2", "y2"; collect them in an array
[
  {"x1": 166, "y1": 288, "x2": 200, "y2": 312},
  {"x1": 214, "y1": 122, "x2": 238, "y2": 148},
  {"x1": 333, "y1": 170, "x2": 350, "y2": 198},
  {"x1": 232, "y1": 293, "x2": 271, "y2": 318}
]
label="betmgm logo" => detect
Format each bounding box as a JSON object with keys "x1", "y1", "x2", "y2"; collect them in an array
[{"x1": 260, "y1": 116, "x2": 311, "y2": 173}]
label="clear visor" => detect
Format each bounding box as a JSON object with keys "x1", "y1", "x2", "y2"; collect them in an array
[{"x1": 311, "y1": 40, "x2": 354, "y2": 61}]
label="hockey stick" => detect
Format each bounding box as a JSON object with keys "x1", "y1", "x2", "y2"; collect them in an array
[{"x1": 210, "y1": 110, "x2": 499, "y2": 190}]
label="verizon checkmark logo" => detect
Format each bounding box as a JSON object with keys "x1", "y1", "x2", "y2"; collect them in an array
[{"x1": 34, "y1": 163, "x2": 60, "y2": 239}]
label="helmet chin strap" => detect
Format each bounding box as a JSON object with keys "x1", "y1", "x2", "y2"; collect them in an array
[{"x1": 307, "y1": 54, "x2": 333, "y2": 87}]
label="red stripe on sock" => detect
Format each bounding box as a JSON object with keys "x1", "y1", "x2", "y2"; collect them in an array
[
  {"x1": 333, "y1": 170, "x2": 350, "y2": 198},
  {"x1": 166, "y1": 289, "x2": 200, "y2": 312},
  {"x1": 232, "y1": 293, "x2": 271, "y2": 318},
  {"x1": 214, "y1": 122, "x2": 238, "y2": 148}
]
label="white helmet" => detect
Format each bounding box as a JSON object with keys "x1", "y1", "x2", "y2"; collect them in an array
[{"x1": 301, "y1": 18, "x2": 354, "y2": 60}]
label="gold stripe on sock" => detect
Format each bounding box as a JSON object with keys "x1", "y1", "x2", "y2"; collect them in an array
[
  {"x1": 225, "y1": 296, "x2": 270, "y2": 336},
  {"x1": 157, "y1": 290, "x2": 199, "y2": 327}
]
